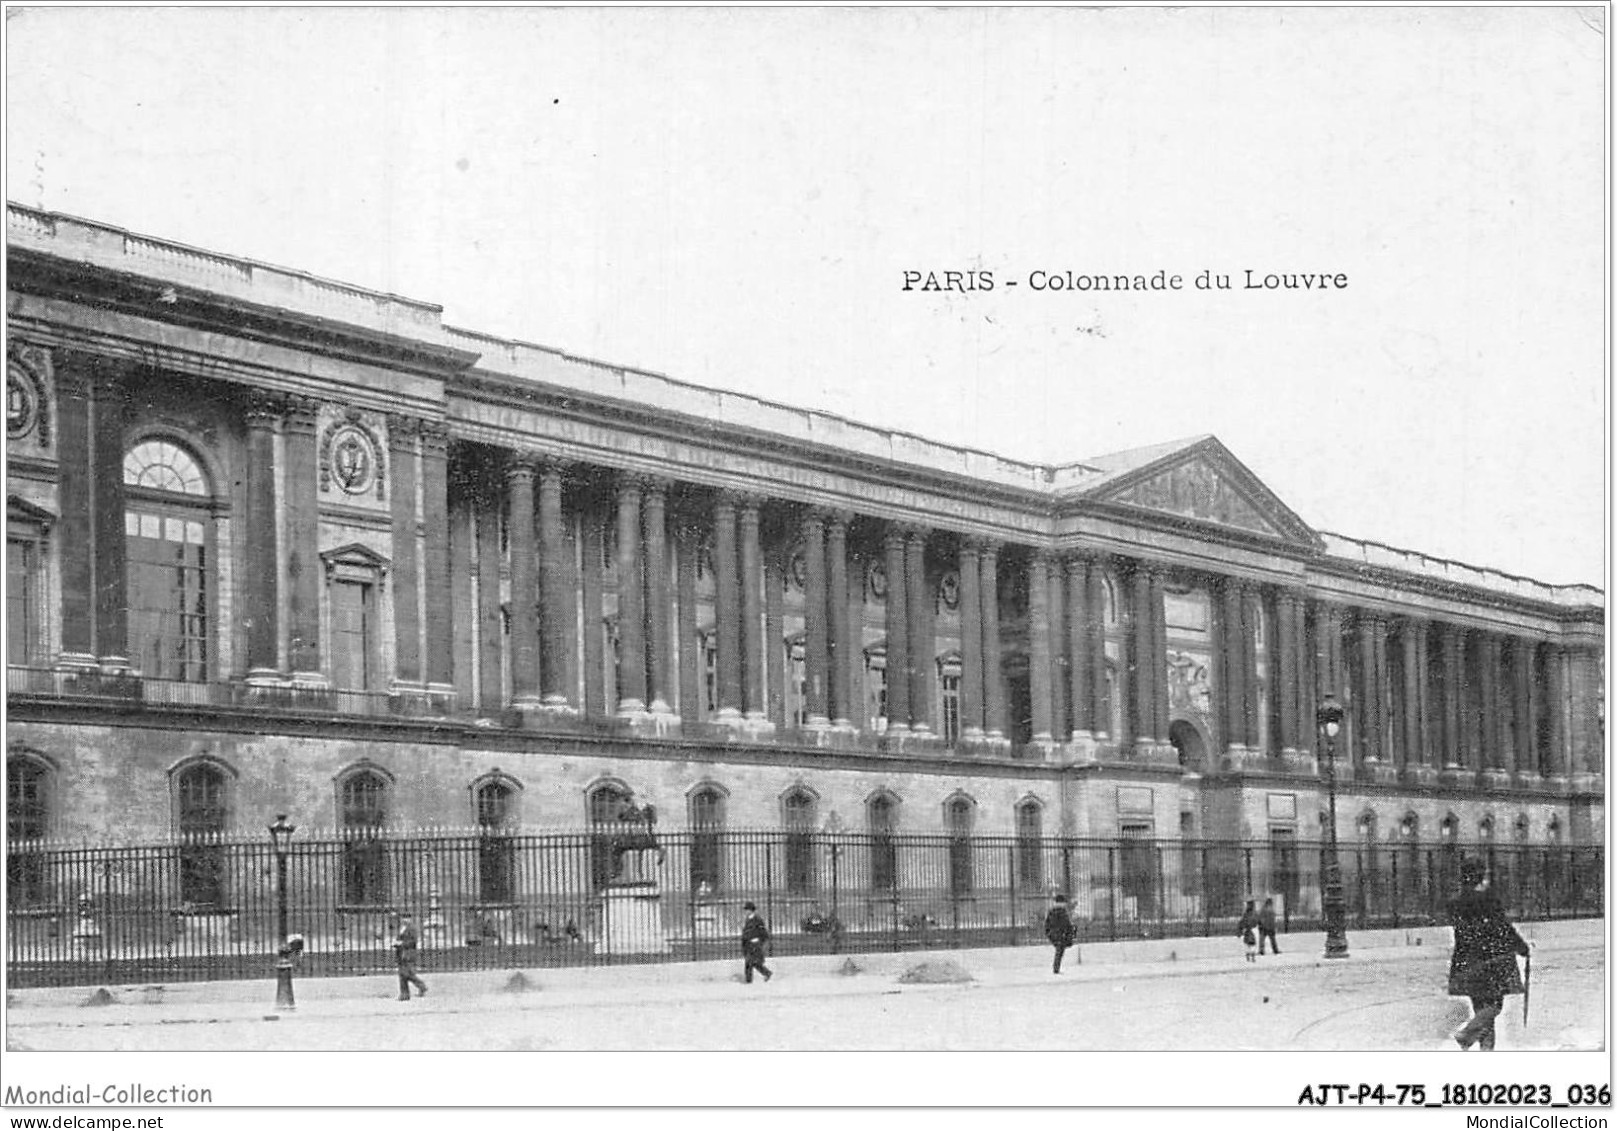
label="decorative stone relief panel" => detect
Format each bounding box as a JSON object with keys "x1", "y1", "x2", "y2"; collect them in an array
[
  {"x1": 1110, "y1": 457, "x2": 1280, "y2": 537},
  {"x1": 7, "y1": 340, "x2": 52, "y2": 454},
  {"x1": 319, "y1": 407, "x2": 387, "y2": 504},
  {"x1": 1166, "y1": 648, "x2": 1212, "y2": 717}
]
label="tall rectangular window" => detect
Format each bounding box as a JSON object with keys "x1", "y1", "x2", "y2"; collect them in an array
[
  {"x1": 126, "y1": 513, "x2": 208, "y2": 681},
  {"x1": 6, "y1": 538, "x2": 38, "y2": 665},
  {"x1": 940, "y1": 670, "x2": 961, "y2": 743},
  {"x1": 330, "y1": 580, "x2": 373, "y2": 691}
]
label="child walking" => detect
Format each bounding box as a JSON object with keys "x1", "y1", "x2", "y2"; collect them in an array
[{"x1": 1236, "y1": 900, "x2": 1260, "y2": 963}]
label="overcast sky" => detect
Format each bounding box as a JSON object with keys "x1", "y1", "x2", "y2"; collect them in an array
[{"x1": 5, "y1": 6, "x2": 1606, "y2": 587}]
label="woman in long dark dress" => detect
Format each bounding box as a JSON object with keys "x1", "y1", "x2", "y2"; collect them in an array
[{"x1": 1448, "y1": 859, "x2": 1530, "y2": 1050}]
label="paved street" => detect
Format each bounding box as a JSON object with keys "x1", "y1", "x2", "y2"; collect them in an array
[{"x1": 7, "y1": 922, "x2": 1603, "y2": 1052}]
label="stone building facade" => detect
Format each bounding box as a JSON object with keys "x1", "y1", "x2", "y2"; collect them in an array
[{"x1": 5, "y1": 205, "x2": 1606, "y2": 861}]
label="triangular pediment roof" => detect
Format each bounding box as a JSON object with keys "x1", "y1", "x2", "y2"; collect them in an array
[{"x1": 1074, "y1": 436, "x2": 1321, "y2": 547}]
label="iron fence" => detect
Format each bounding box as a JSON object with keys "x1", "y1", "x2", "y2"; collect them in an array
[{"x1": 5, "y1": 831, "x2": 1604, "y2": 987}]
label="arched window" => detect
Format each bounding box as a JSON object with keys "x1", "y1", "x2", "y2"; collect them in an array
[
  {"x1": 782, "y1": 787, "x2": 818, "y2": 894},
  {"x1": 867, "y1": 791, "x2": 899, "y2": 891},
  {"x1": 176, "y1": 761, "x2": 230, "y2": 908},
  {"x1": 587, "y1": 780, "x2": 633, "y2": 890},
  {"x1": 689, "y1": 785, "x2": 727, "y2": 892},
  {"x1": 6, "y1": 754, "x2": 51, "y2": 906},
  {"x1": 339, "y1": 769, "x2": 390, "y2": 906},
  {"x1": 945, "y1": 794, "x2": 975, "y2": 896},
  {"x1": 475, "y1": 778, "x2": 517, "y2": 904},
  {"x1": 1015, "y1": 799, "x2": 1044, "y2": 891},
  {"x1": 1514, "y1": 814, "x2": 1530, "y2": 842},
  {"x1": 124, "y1": 438, "x2": 214, "y2": 682},
  {"x1": 1102, "y1": 662, "x2": 1119, "y2": 739}
]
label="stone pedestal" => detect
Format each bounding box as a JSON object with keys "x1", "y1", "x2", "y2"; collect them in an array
[
  {"x1": 1280, "y1": 750, "x2": 1319, "y2": 777},
  {"x1": 1401, "y1": 764, "x2": 1439, "y2": 786},
  {"x1": 1438, "y1": 765, "x2": 1477, "y2": 789},
  {"x1": 1479, "y1": 769, "x2": 1515, "y2": 791},
  {"x1": 595, "y1": 882, "x2": 671, "y2": 956}
]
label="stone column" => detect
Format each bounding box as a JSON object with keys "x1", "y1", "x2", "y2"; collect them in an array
[
  {"x1": 504, "y1": 456, "x2": 540, "y2": 708},
  {"x1": 1567, "y1": 644, "x2": 1602, "y2": 787},
  {"x1": 1412, "y1": 617, "x2": 1431, "y2": 769},
  {"x1": 1028, "y1": 552, "x2": 1054, "y2": 745},
  {"x1": 642, "y1": 477, "x2": 673, "y2": 716},
  {"x1": 1150, "y1": 567, "x2": 1170, "y2": 745},
  {"x1": 53, "y1": 358, "x2": 95, "y2": 669},
  {"x1": 1067, "y1": 556, "x2": 1092, "y2": 741},
  {"x1": 1511, "y1": 637, "x2": 1537, "y2": 785},
  {"x1": 738, "y1": 496, "x2": 766, "y2": 723},
  {"x1": 1479, "y1": 633, "x2": 1506, "y2": 784},
  {"x1": 243, "y1": 395, "x2": 282, "y2": 682},
  {"x1": 846, "y1": 545, "x2": 865, "y2": 731},
  {"x1": 1048, "y1": 555, "x2": 1069, "y2": 742},
  {"x1": 1085, "y1": 559, "x2": 1106, "y2": 740},
  {"x1": 1238, "y1": 583, "x2": 1260, "y2": 751},
  {"x1": 1439, "y1": 624, "x2": 1465, "y2": 776},
  {"x1": 1372, "y1": 614, "x2": 1394, "y2": 777},
  {"x1": 388, "y1": 416, "x2": 423, "y2": 691},
  {"x1": 766, "y1": 546, "x2": 787, "y2": 727},
  {"x1": 801, "y1": 510, "x2": 830, "y2": 728},
  {"x1": 614, "y1": 474, "x2": 647, "y2": 715},
  {"x1": 1219, "y1": 577, "x2": 1245, "y2": 755},
  {"x1": 579, "y1": 494, "x2": 606, "y2": 717},
  {"x1": 1400, "y1": 618, "x2": 1433, "y2": 782},
  {"x1": 89, "y1": 365, "x2": 129, "y2": 672},
  {"x1": 675, "y1": 515, "x2": 700, "y2": 725},
  {"x1": 905, "y1": 527, "x2": 932, "y2": 734},
  {"x1": 539, "y1": 459, "x2": 575, "y2": 710},
  {"x1": 982, "y1": 541, "x2": 1007, "y2": 741},
  {"x1": 1275, "y1": 590, "x2": 1300, "y2": 754},
  {"x1": 1354, "y1": 612, "x2": 1379, "y2": 767},
  {"x1": 449, "y1": 476, "x2": 476, "y2": 707},
  {"x1": 1543, "y1": 644, "x2": 1568, "y2": 783},
  {"x1": 477, "y1": 479, "x2": 505, "y2": 711},
  {"x1": 420, "y1": 422, "x2": 453, "y2": 697},
  {"x1": 826, "y1": 512, "x2": 852, "y2": 729},
  {"x1": 958, "y1": 538, "x2": 985, "y2": 741},
  {"x1": 883, "y1": 528, "x2": 911, "y2": 734},
  {"x1": 281, "y1": 396, "x2": 321, "y2": 678},
  {"x1": 713, "y1": 493, "x2": 742, "y2": 720},
  {"x1": 1127, "y1": 563, "x2": 1155, "y2": 748}
]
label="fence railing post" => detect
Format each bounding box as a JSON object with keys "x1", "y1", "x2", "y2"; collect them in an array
[
  {"x1": 1007, "y1": 843, "x2": 1017, "y2": 946},
  {"x1": 1107, "y1": 847, "x2": 1117, "y2": 942}
]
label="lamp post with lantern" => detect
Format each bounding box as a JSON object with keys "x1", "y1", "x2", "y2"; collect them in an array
[
  {"x1": 1315, "y1": 695, "x2": 1350, "y2": 959},
  {"x1": 822, "y1": 810, "x2": 845, "y2": 953},
  {"x1": 267, "y1": 814, "x2": 297, "y2": 1011}
]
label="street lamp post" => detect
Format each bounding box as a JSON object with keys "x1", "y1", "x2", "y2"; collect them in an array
[
  {"x1": 823, "y1": 810, "x2": 845, "y2": 954},
  {"x1": 1315, "y1": 696, "x2": 1350, "y2": 959},
  {"x1": 268, "y1": 814, "x2": 297, "y2": 1011}
]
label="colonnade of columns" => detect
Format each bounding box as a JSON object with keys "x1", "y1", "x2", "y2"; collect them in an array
[
  {"x1": 1311, "y1": 609, "x2": 1594, "y2": 786},
  {"x1": 34, "y1": 355, "x2": 1604, "y2": 790}
]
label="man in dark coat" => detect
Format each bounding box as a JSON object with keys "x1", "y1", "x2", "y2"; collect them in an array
[
  {"x1": 740, "y1": 901, "x2": 772, "y2": 984},
  {"x1": 394, "y1": 912, "x2": 428, "y2": 1001},
  {"x1": 1258, "y1": 897, "x2": 1281, "y2": 956},
  {"x1": 1044, "y1": 893, "x2": 1076, "y2": 974},
  {"x1": 1448, "y1": 860, "x2": 1529, "y2": 1050}
]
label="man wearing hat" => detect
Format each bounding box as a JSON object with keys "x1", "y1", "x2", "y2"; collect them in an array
[
  {"x1": 740, "y1": 901, "x2": 773, "y2": 983},
  {"x1": 1044, "y1": 892, "x2": 1076, "y2": 974},
  {"x1": 1448, "y1": 858, "x2": 1530, "y2": 1050}
]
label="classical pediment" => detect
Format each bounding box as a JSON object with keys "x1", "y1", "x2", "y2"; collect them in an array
[{"x1": 1082, "y1": 437, "x2": 1320, "y2": 547}]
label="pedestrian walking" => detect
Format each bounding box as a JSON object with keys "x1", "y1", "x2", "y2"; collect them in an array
[
  {"x1": 1044, "y1": 893, "x2": 1076, "y2": 974},
  {"x1": 394, "y1": 912, "x2": 428, "y2": 1001},
  {"x1": 740, "y1": 901, "x2": 773, "y2": 984},
  {"x1": 1258, "y1": 897, "x2": 1281, "y2": 956},
  {"x1": 1236, "y1": 900, "x2": 1259, "y2": 963},
  {"x1": 1448, "y1": 859, "x2": 1530, "y2": 1051}
]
